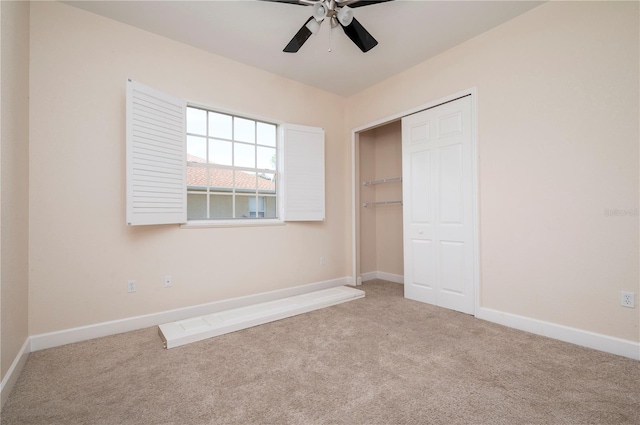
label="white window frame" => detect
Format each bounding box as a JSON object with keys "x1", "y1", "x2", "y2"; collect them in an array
[
  {"x1": 185, "y1": 105, "x2": 279, "y2": 223},
  {"x1": 126, "y1": 80, "x2": 324, "y2": 228}
]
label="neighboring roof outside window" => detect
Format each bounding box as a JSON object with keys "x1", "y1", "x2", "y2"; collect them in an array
[{"x1": 187, "y1": 154, "x2": 275, "y2": 192}]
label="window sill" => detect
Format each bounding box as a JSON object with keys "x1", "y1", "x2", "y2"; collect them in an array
[{"x1": 180, "y1": 219, "x2": 285, "y2": 229}]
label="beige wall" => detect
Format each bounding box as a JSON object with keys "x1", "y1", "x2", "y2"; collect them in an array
[
  {"x1": 28, "y1": 2, "x2": 350, "y2": 335},
  {"x1": 347, "y1": 1, "x2": 640, "y2": 341},
  {"x1": 1, "y1": 0, "x2": 30, "y2": 380}
]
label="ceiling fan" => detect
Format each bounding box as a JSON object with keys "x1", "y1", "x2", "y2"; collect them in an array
[{"x1": 264, "y1": 0, "x2": 392, "y2": 53}]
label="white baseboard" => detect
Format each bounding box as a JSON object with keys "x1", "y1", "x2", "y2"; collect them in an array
[
  {"x1": 376, "y1": 272, "x2": 404, "y2": 284},
  {"x1": 1, "y1": 338, "x2": 30, "y2": 408},
  {"x1": 361, "y1": 271, "x2": 404, "y2": 284},
  {"x1": 360, "y1": 272, "x2": 377, "y2": 282},
  {"x1": 477, "y1": 307, "x2": 640, "y2": 360},
  {"x1": 30, "y1": 276, "x2": 352, "y2": 352}
]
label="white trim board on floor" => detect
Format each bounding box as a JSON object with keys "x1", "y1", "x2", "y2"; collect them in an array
[
  {"x1": 159, "y1": 285, "x2": 365, "y2": 349},
  {"x1": 30, "y1": 276, "x2": 353, "y2": 352}
]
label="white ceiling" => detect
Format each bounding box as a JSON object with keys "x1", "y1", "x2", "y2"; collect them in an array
[{"x1": 64, "y1": 0, "x2": 543, "y2": 97}]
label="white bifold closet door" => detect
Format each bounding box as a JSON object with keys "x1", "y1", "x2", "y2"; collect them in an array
[{"x1": 402, "y1": 96, "x2": 475, "y2": 315}]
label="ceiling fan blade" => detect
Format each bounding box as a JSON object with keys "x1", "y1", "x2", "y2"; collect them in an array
[
  {"x1": 339, "y1": 0, "x2": 394, "y2": 8},
  {"x1": 283, "y1": 17, "x2": 316, "y2": 53},
  {"x1": 260, "y1": 0, "x2": 307, "y2": 5},
  {"x1": 260, "y1": 0, "x2": 319, "y2": 5},
  {"x1": 340, "y1": 16, "x2": 378, "y2": 52}
]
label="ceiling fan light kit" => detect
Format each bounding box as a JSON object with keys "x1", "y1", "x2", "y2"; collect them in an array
[
  {"x1": 337, "y1": 6, "x2": 354, "y2": 26},
  {"x1": 306, "y1": 18, "x2": 321, "y2": 34},
  {"x1": 312, "y1": 2, "x2": 328, "y2": 21},
  {"x1": 267, "y1": 0, "x2": 390, "y2": 53}
]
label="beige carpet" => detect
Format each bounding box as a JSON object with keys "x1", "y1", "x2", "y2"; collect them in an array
[{"x1": 3, "y1": 280, "x2": 639, "y2": 424}]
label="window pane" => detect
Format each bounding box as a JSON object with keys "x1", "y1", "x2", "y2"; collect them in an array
[
  {"x1": 187, "y1": 136, "x2": 206, "y2": 162},
  {"x1": 187, "y1": 193, "x2": 207, "y2": 220},
  {"x1": 235, "y1": 195, "x2": 252, "y2": 218},
  {"x1": 187, "y1": 107, "x2": 207, "y2": 136},
  {"x1": 209, "y1": 194, "x2": 233, "y2": 219},
  {"x1": 209, "y1": 112, "x2": 232, "y2": 140},
  {"x1": 187, "y1": 165, "x2": 208, "y2": 190},
  {"x1": 257, "y1": 122, "x2": 276, "y2": 147},
  {"x1": 257, "y1": 173, "x2": 276, "y2": 195},
  {"x1": 265, "y1": 196, "x2": 277, "y2": 218},
  {"x1": 208, "y1": 167, "x2": 233, "y2": 191},
  {"x1": 257, "y1": 146, "x2": 276, "y2": 171},
  {"x1": 234, "y1": 170, "x2": 257, "y2": 192},
  {"x1": 234, "y1": 143, "x2": 255, "y2": 168},
  {"x1": 248, "y1": 196, "x2": 266, "y2": 218},
  {"x1": 234, "y1": 117, "x2": 255, "y2": 143},
  {"x1": 209, "y1": 139, "x2": 232, "y2": 166}
]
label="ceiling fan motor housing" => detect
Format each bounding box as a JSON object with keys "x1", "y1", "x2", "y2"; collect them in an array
[
  {"x1": 313, "y1": 0, "x2": 352, "y2": 25},
  {"x1": 280, "y1": 0, "x2": 380, "y2": 53}
]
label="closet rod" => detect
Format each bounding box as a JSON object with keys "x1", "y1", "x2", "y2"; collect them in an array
[
  {"x1": 362, "y1": 200, "x2": 403, "y2": 208},
  {"x1": 362, "y1": 177, "x2": 402, "y2": 186}
]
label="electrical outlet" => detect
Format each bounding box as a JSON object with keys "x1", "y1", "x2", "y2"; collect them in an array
[
  {"x1": 164, "y1": 275, "x2": 172, "y2": 288},
  {"x1": 621, "y1": 291, "x2": 635, "y2": 308},
  {"x1": 320, "y1": 256, "x2": 325, "y2": 266},
  {"x1": 127, "y1": 280, "x2": 137, "y2": 293}
]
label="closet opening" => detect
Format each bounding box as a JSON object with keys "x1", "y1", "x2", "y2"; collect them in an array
[
  {"x1": 350, "y1": 89, "x2": 479, "y2": 316},
  {"x1": 354, "y1": 120, "x2": 404, "y2": 285}
]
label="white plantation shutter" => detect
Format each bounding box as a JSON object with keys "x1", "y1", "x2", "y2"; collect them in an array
[
  {"x1": 281, "y1": 124, "x2": 325, "y2": 221},
  {"x1": 126, "y1": 80, "x2": 187, "y2": 225}
]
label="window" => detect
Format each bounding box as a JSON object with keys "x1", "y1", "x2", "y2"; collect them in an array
[
  {"x1": 126, "y1": 80, "x2": 325, "y2": 226},
  {"x1": 185, "y1": 107, "x2": 277, "y2": 220}
]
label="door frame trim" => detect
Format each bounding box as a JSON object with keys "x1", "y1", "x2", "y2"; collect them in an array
[{"x1": 350, "y1": 87, "x2": 480, "y2": 315}]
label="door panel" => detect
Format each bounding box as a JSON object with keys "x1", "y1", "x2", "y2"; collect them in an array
[
  {"x1": 405, "y1": 239, "x2": 435, "y2": 303},
  {"x1": 438, "y1": 144, "x2": 463, "y2": 224},
  {"x1": 411, "y1": 240, "x2": 433, "y2": 288},
  {"x1": 410, "y1": 122, "x2": 429, "y2": 144},
  {"x1": 438, "y1": 111, "x2": 463, "y2": 138},
  {"x1": 410, "y1": 151, "x2": 431, "y2": 223},
  {"x1": 439, "y1": 240, "x2": 465, "y2": 294},
  {"x1": 402, "y1": 96, "x2": 475, "y2": 314}
]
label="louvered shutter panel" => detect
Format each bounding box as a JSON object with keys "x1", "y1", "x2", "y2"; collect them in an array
[
  {"x1": 281, "y1": 124, "x2": 325, "y2": 221},
  {"x1": 126, "y1": 80, "x2": 187, "y2": 225}
]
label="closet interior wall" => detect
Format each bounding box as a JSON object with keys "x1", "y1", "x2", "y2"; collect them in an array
[{"x1": 357, "y1": 120, "x2": 403, "y2": 282}]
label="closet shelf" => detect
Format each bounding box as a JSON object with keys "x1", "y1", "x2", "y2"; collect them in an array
[
  {"x1": 362, "y1": 177, "x2": 402, "y2": 186},
  {"x1": 362, "y1": 200, "x2": 403, "y2": 208}
]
